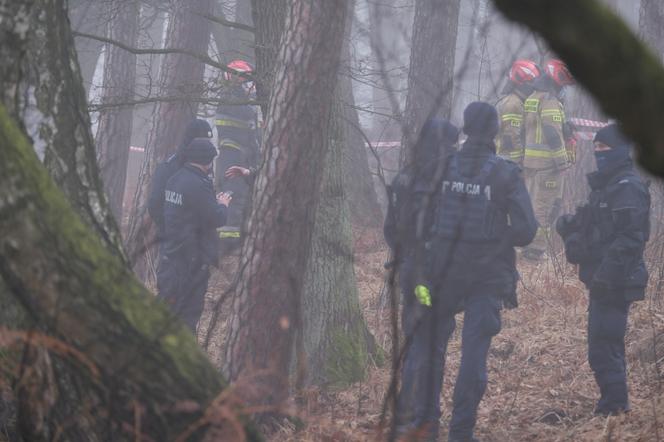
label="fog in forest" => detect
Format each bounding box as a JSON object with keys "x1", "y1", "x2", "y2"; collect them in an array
[{"x1": 1, "y1": 0, "x2": 663, "y2": 441}]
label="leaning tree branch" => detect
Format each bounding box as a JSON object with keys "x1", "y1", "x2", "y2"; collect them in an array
[
  {"x1": 73, "y1": 31, "x2": 255, "y2": 80},
  {"x1": 492, "y1": 0, "x2": 664, "y2": 177},
  {"x1": 89, "y1": 95, "x2": 262, "y2": 112},
  {"x1": 201, "y1": 12, "x2": 256, "y2": 33}
]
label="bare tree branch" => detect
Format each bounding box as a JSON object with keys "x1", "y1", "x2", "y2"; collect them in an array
[
  {"x1": 73, "y1": 30, "x2": 255, "y2": 79},
  {"x1": 201, "y1": 12, "x2": 256, "y2": 33}
]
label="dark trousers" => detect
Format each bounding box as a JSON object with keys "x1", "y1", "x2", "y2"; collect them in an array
[
  {"x1": 397, "y1": 285, "x2": 502, "y2": 440},
  {"x1": 156, "y1": 254, "x2": 210, "y2": 333},
  {"x1": 588, "y1": 295, "x2": 631, "y2": 414}
]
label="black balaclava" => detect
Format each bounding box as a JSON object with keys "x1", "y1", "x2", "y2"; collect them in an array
[
  {"x1": 414, "y1": 118, "x2": 459, "y2": 163},
  {"x1": 593, "y1": 124, "x2": 632, "y2": 171}
]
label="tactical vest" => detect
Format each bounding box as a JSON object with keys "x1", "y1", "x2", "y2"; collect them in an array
[
  {"x1": 523, "y1": 91, "x2": 569, "y2": 170},
  {"x1": 433, "y1": 155, "x2": 508, "y2": 243},
  {"x1": 587, "y1": 172, "x2": 651, "y2": 252}
]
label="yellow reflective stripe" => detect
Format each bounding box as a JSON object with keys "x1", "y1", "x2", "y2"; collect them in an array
[
  {"x1": 524, "y1": 147, "x2": 569, "y2": 159},
  {"x1": 524, "y1": 98, "x2": 539, "y2": 112},
  {"x1": 501, "y1": 114, "x2": 523, "y2": 120},
  {"x1": 215, "y1": 119, "x2": 250, "y2": 129},
  {"x1": 219, "y1": 231, "x2": 241, "y2": 238},
  {"x1": 219, "y1": 139, "x2": 243, "y2": 150}
]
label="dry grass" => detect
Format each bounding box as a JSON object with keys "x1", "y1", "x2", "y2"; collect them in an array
[{"x1": 257, "y1": 229, "x2": 664, "y2": 442}]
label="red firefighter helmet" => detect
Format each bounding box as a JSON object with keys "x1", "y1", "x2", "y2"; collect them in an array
[
  {"x1": 509, "y1": 59, "x2": 540, "y2": 85},
  {"x1": 544, "y1": 59, "x2": 575, "y2": 87},
  {"x1": 223, "y1": 59, "x2": 253, "y2": 82}
]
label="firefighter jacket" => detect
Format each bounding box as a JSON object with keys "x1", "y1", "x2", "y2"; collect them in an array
[
  {"x1": 523, "y1": 90, "x2": 570, "y2": 170},
  {"x1": 163, "y1": 164, "x2": 228, "y2": 266},
  {"x1": 215, "y1": 85, "x2": 260, "y2": 151},
  {"x1": 495, "y1": 91, "x2": 527, "y2": 164},
  {"x1": 559, "y1": 159, "x2": 650, "y2": 301},
  {"x1": 428, "y1": 138, "x2": 537, "y2": 302}
]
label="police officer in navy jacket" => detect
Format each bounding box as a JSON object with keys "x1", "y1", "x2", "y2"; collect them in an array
[
  {"x1": 396, "y1": 102, "x2": 536, "y2": 442},
  {"x1": 557, "y1": 124, "x2": 650, "y2": 415},
  {"x1": 158, "y1": 138, "x2": 231, "y2": 332}
]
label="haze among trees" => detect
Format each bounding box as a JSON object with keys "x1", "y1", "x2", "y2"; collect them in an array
[{"x1": 0, "y1": 0, "x2": 663, "y2": 440}]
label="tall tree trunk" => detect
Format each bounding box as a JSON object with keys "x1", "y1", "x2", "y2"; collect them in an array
[
  {"x1": 95, "y1": 0, "x2": 140, "y2": 222},
  {"x1": 299, "y1": 96, "x2": 377, "y2": 387},
  {"x1": 0, "y1": 0, "x2": 124, "y2": 257},
  {"x1": 250, "y1": 0, "x2": 288, "y2": 115},
  {"x1": 225, "y1": 0, "x2": 349, "y2": 408},
  {"x1": 341, "y1": 14, "x2": 383, "y2": 228},
  {"x1": 401, "y1": 0, "x2": 460, "y2": 163},
  {"x1": 212, "y1": 0, "x2": 255, "y2": 63},
  {"x1": 640, "y1": 0, "x2": 664, "y2": 58},
  {"x1": 369, "y1": 0, "x2": 410, "y2": 142},
  {"x1": 70, "y1": 0, "x2": 105, "y2": 94},
  {"x1": 0, "y1": 105, "x2": 259, "y2": 441},
  {"x1": 125, "y1": 0, "x2": 213, "y2": 281}
]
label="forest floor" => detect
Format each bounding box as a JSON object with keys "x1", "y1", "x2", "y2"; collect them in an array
[{"x1": 202, "y1": 227, "x2": 664, "y2": 442}]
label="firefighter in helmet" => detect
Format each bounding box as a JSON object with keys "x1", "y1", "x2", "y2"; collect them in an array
[
  {"x1": 214, "y1": 60, "x2": 260, "y2": 251},
  {"x1": 521, "y1": 59, "x2": 576, "y2": 261},
  {"x1": 495, "y1": 59, "x2": 541, "y2": 165}
]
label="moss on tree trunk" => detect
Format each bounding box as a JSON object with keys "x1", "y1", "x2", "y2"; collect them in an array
[{"x1": 0, "y1": 104, "x2": 259, "y2": 441}]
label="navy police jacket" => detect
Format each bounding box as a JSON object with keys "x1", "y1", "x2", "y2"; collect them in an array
[
  {"x1": 148, "y1": 154, "x2": 183, "y2": 237},
  {"x1": 163, "y1": 164, "x2": 228, "y2": 266},
  {"x1": 563, "y1": 159, "x2": 650, "y2": 301},
  {"x1": 430, "y1": 138, "x2": 537, "y2": 298}
]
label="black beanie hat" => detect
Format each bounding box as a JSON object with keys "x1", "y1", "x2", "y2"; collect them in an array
[
  {"x1": 183, "y1": 138, "x2": 218, "y2": 165},
  {"x1": 178, "y1": 119, "x2": 213, "y2": 153},
  {"x1": 463, "y1": 101, "x2": 499, "y2": 139},
  {"x1": 594, "y1": 124, "x2": 631, "y2": 149},
  {"x1": 414, "y1": 117, "x2": 459, "y2": 165}
]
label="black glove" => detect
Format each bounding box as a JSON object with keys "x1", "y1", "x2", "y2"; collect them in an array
[
  {"x1": 589, "y1": 278, "x2": 610, "y2": 297},
  {"x1": 555, "y1": 214, "x2": 575, "y2": 238},
  {"x1": 563, "y1": 233, "x2": 588, "y2": 264}
]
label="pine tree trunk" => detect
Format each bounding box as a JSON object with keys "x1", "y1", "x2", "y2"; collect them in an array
[
  {"x1": 250, "y1": 0, "x2": 288, "y2": 115},
  {"x1": 95, "y1": 0, "x2": 140, "y2": 222},
  {"x1": 299, "y1": 96, "x2": 378, "y2": 387},
  {"x1": 225, "y1": 0, "x2": 349, "y2": 407},
  {"x1": 0, "y1": 0, "x2": 124, "y2": 257},
  {"x1": 125, "y1": 0, "x2": 213, "y2": 282},
  {"x1": 211, "y1": 0, "x2": 255, "y2": 63},
  {"x1": 401, "y1": 0, "x2": 460, "y2": 163}
]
